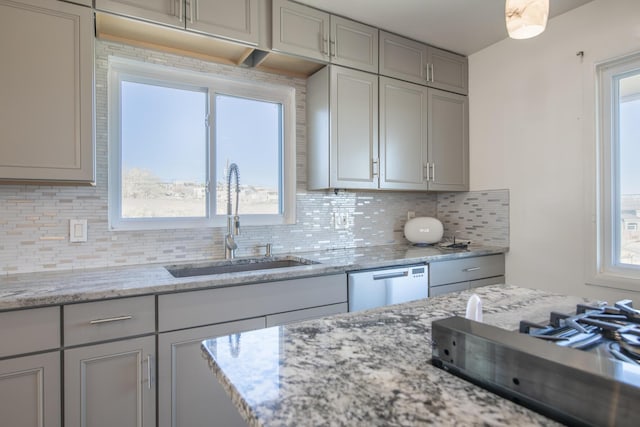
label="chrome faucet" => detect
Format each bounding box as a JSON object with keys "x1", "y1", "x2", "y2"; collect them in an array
[{"x1": 225, "y1": 163, "x2": 241, "y2": 259}]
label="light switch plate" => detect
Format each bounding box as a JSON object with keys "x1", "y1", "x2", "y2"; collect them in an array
[{"x1": 69, "y1": 219, "x2": 88, "y2": 243}]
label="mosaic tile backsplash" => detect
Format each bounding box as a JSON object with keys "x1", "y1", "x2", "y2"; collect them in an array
[{"x1": 0, "y1": 41, "x2": 509, "y2": 275}]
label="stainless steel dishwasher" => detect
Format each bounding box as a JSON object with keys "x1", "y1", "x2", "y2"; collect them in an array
[{"x1": 347, "y1": 264, "x2": 428, "y2": 312}]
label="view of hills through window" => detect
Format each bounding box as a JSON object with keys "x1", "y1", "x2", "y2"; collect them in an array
[{"x1": 120, "y1": 82, "x2": 281, "y2": 219}]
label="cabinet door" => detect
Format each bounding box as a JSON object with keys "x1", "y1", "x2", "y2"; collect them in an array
[
  {"x1": 186, "y1": 0, "x2": 259, "y2": 45},
  {"x1": 94, "y1": 0, "x2": 182, "y2": 28},
  {"x1": 426, "y1": 46, "x2": 468, "y2": 95},
  {"x1": 0, "y1": 0, "x2": 94, "y2": 183},
  {"x1": 0, "y1": 352, "x2": 61, "y2": 427},
  {"x1": 330, "y1": 16, "x2": 378, "y2": 73},
  {"x1": 64, "y1": 336, "x2": 156, "y2": 427},
  {"x1": 427, "y1": 89, "x2": 469, "y2": 191},
  {"x1": 379, "y1": 77, "x2": 429, "y2": 190},
  {"x1": 272, "y1": 0, "x2": 329, "y2": 61},
  {"x1": 330, "y1": 66, "x2": 379, "y2": 189},
  {"x1": 158, "y1": 317, "x2": 264, "y2": 427},
  {"x1": 379, "y1": 31, "x2": 428, "y2": 85}
]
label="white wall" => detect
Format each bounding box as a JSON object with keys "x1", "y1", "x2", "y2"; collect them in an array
[{"x1": 469, "y1": 0, "x2": 640, "y2": 300}]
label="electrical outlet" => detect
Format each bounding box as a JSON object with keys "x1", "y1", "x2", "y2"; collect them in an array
[
  {"x1": 334, "y1": 212, "x2": 349, "y2": 230},
  {"x1": 69, "y1": 219, "x2": 88, "y2": 243},
  {"x1": 407, "y1": 211, "x2": 415, "y2": 220}
]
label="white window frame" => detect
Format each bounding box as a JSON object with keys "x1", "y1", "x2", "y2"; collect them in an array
[
  {"x1": 107, "y1": 57, "x2": 296, "y2": 230},
  {"x1": 593, "y1": 51, "x2": 640, "y2": 289}
]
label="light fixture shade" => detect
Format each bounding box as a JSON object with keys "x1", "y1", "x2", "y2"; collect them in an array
[{"x1": 505, "y1": 0, "x2": 549, "y2": 39}]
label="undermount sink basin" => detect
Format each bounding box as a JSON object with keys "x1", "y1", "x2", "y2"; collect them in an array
[{"x1": 165, "y1": 256, "x2": 319, "y2": 278}]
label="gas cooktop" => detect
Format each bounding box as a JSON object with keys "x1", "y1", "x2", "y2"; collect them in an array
[{"x1": 432, "y1": 300, "x2": 640, "y2": 427}]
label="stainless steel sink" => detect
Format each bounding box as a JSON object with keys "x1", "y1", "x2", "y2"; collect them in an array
[{"x1": 165, "y1": 256, "x2": 319, "y2": 278}]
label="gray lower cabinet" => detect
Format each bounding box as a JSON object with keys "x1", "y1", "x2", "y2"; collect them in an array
[
  {"x1": 265, "y1": 302, "x2": 348, "y2": 327},
  {"x1": 64, "y1": 335, "x2": 156, "y2": 427},
  {"x1": 158, "y1": 317, "x2": 265, "y2": 427},
  {"x1": 429, "y1": 254, "x2": 505, "y2": 296},
  {"x1": 0, "y1": 306, "x2": 61, "y2": 427},
  {"x1": 0, "y1": 351, "x2": 61, "y2": 427},
  {"x1": 156, "y1": 274, "x2": 347, "y2": 427}
]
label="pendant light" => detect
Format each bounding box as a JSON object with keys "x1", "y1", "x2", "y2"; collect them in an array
[{"x1": 505, "y1": 0, "x2": 549, "y2": 39}]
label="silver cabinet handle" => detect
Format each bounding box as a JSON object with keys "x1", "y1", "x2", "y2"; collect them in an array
[
  {"x1": 425, "y1": 65, "x2": 430, "y2": 82},
  {"x1": 372, "y1": 159, "x2": 379, "y2": 177},
  {"x1": 189, "y1": 0, "x2": 196, "y2": 23},
  {"x1": 429, "y1": 63, "x2": 435, "y2": 82},
  {"x1": 431, "y1": 163, "x2": 436, "y2": 182},
  {"x1": 330, "y1": 39, "x2": 336, "y2": 57},
  {"x1": 423, "y1": 163, "x2": 429, "y2": 181},
  {"x1": 373, "y1": 271, "x2": 408, "y2": 280},
  {"x1": 177, "y1": 0, "x2": 183, "y2": 22},
  {"x1": 463, "y1": 267, "x2": 480, "y2": 272},
  {"x1": 146, "y1": 354, "x2": 154, "y2": 390},
  {"x1": 89, "y1": 315, "x2": 133, "y2": 325}
]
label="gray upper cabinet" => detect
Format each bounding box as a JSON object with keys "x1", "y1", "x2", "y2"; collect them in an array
[
  {"x1": 427, "y1": 46, "x2": 469, "y2": 95},
  {"x1": 379, "y1": 31, "x2": 428, "y2": 86},
  {"x1": 186, "y1": 0, "x2": 260, "y2": 45},
  {"x1": 307, "y1": 66, "x2": 379, "y2": 190},
  {"x1": 95, "y1": 0, "x2": 260, "y2": 45},
  {"x1": 273, "y1": 0, "x2": 378, "y2": 72},
  {"x1": 379, "y1": 77, "x2": 429, "y2": 191},
  {"x1": 427, "y1": 88, "x2": 469, "y2": 191},
  {"x1": 380, "y1": 31, "x2": 468, "y2": 95},
  {"x1": 95, "y1": 0, "x2": 181, "y2": 28},
  {"x1": 272, "y1": 0, "x2": 330, "y2": 61},
  {"x1": 329, "y1": 15, "x2": 378, "y2": 73},
  {"x1": 379, "y1": 77, "x2": 468, "y2": 191},
  {"x1": 311, "y1": 71, "x2": 467, "y2": 192},
  {"x1": 0, "y1": 0, "x2": 94, "y2": 183}
]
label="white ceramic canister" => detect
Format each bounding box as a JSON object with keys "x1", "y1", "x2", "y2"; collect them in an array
[{"x1": 404, "y1": 217, "x2": 444, "y2": 245}]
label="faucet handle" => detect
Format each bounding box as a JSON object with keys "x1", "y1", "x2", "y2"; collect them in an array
[
  {"x1": 234, "y1": 216, "x2": 240, "y2": 235},
  {"x1": 258, "y1": 243, "x2": 272, "y2": 257}
]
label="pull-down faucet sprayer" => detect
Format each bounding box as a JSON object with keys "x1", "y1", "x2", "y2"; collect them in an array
[{"x1": 225, "y1": 163, "x2": 241, "y2": 259}]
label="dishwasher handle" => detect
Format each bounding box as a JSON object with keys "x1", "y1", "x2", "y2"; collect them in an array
[{"x1": 373, "y1": 271, "x2": 409, "y2": 280}]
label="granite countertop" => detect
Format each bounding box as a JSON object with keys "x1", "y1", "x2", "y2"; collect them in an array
[
  {"x1": 0, "y1": 244, "x2": 505, "y2": 310},
  {"x1": 202, "y1": 284, "x2": 591, "y2": 427}
]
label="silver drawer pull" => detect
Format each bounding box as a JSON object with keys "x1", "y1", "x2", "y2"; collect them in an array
[
  {"x1": 89, "y1": 315, "x2": 133, "y2": 325},
  {"x1": 147, "y1": 354, "x2": 153, "y2": 390},
  {"x1": 463, "y1": 267, "x2": 480, "y2": 272},
  {"x1": 373, "y1": 271, "x2": 408, "y2": 280}
]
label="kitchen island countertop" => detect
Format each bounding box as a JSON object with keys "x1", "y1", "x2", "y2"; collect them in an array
[
  {"x1": 202, "y1": 284, "x2": 592, "y2": 427},
  {"x1": 0, "y1": 244, "x2": 505, "y2": 310}
]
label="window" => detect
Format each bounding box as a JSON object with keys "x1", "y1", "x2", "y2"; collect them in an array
[
  {"x1": 108, "y1": 58, "x2": 295, "y2": 230},
  {"x1": 596, "y1": 52, "x2": 640, "y2": 280}
]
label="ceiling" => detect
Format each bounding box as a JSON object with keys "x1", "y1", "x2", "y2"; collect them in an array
[{"x1": 295, "y1": 0, "x2": 594, "y2": 56}]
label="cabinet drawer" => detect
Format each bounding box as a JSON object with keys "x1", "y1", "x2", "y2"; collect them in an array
[
  {"x1": 265, "y1": 302, "x2": 348, "y2": 327},
  {"x1": 0, "y1": 306, "x2": 60, "y2": 358},
  {"x1": 470, "y1": 276, "x2": 505, "y2": 289},
  {"x1": 159, "y1": 274, "x2": 347, "y2": 332},
  {"x1": 429, "y1": 281, "x2": 469, "y2": 297},
  {"x1": 430, "y1": 254, "x2": 505, "y2": 287},
  {"x1": 64, "y1": 296, "x2": 155, "y2": 347}
]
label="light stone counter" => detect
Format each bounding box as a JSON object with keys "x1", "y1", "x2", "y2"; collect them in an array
[
  {"x1": 202, "y1": 284, "x2": 592, "y2": 427},
  {"x1": 0, "y1": 244, "x2": 505, "y2": 310}
]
